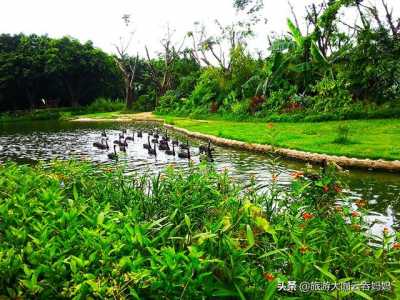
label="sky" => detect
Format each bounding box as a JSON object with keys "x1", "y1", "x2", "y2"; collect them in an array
[{"x1": 1, "y1": 0, "x2": 399, "y2": 57}]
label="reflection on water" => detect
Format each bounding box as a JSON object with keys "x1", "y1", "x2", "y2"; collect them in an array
[{"x1": 0, "y1": 120, "x2": 399, "y2": 231}]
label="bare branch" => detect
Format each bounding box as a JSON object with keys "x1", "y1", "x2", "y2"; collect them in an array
[
  {"x1": 288, "y1": 1, "x2": 300, "y2": 29},
  {"x1": 381, "y1": 0, "x2": 398, "y2": 36}
]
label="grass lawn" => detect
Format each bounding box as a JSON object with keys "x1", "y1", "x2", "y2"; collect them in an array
[{"x1": 161, "y1": 116, "x2": 400, "y2": 161}]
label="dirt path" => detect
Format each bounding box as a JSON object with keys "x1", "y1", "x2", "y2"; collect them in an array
[{"x1": 72, "y1": 112, "x2": 163, "y2": 123}]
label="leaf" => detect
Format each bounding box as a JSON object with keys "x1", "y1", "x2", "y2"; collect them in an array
[
  {"x1": 375, "y1": 248, "x2": 383, "y2": 259},
  {"x1": 246, "y1": 224, "x2": 255, "y2": 248},
  {"x1": 73, "y1": 184, "x2": 78, "y2": 201},
  {"x1": 354, "y1": 290, "x2": 373, "y2": 300},
  {"x1": 222, "y1": 215, "x2": 232, "y2": 232},
  {"x1": 148, "y1": 216, "x2": 168, "y2": 229},
  {"x1": 259, "y1": 249, "x2": 284, "y2": 259},
  {"x1": 314, "y1": 265, "x2": 336, "y2": 281},
  {"x1": 287, "y1": 19, "x2": 303, "y2": 47},
  {"x1": 255, "y1": 216, "x2": 275, "y2": 235},
  {"x1": 97, "y1": 212, "x2": 105, "y2": 226},
  {"x1": 70, "y1": 259, "x2": 77, "y2": 273},
  {"x1": 311, "y1": 41, "x2": 329, "y2": 66},
  {"x1": 135, "y1": 224, "x2": 143, "y2": 246},
  {"x1": 184, "y1": 214, "x2": 191, "y2": 228},
  {"x1": 234, "y1": 283, "x2": 246, "y2": 300},
  {"x1": 129, "y1": 288, "x2": 141, "y2": 300},
  {"x1": 119, "y1": 256, "x2": 131, "y2": 268},
  {"x1": 193, "y1": 232, "x2": 217, "y2": 245},
  {"x1": 263, "y1": 281, "x2": 278, "y2": 300},
  {"x1": 212, "y1": 289, "x2": 238, "y2": 297}
]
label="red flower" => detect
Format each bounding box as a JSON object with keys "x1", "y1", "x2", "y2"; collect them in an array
[
  {"x1": 351, "y1": 211, "x2": 360, "y2": 218},
  {"x1": 290, "y1": 171, "x2": 304, "y2": 180},
  {"x1": 355, "y1": 199, "x2": 367, "y2": 208},
  {"x1": 267, "y1": 123, "x2": 274, "y2": 129},
  {"x1": 335, "y1": 205, "x2": 343, "y2": 212},
  {"x1": 334, "y1": 184, "x2": 342, "y2": 193},
  {"x1": 299, "y1": 245, "x2": 309, "y2": 254},
  {"x1": 323, "y1": 186, "x2": 329, "y2": 193},
  {"x1": 302, "y1": 212, "x2": 314, "y2": 221},
  {"x1": 393, "y1": 242, "x2": 400, "y2": 250},
  {"x1": 264, "y1": 273, "x2": 275, "y2": 282}
]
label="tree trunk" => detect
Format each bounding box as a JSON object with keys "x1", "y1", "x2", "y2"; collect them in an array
[
  {"x1": 70, "y1": 97, "x2": 80, "y2": 108},
  {"x1": 64, "y1": 80, "x2": 80, "y2": 108},
  {"x1": 26, "y1": 89, "x2": 36, "y2": 111},
  {"x1": 126, "y1": 85, "x2": 134, "y2": 110}
]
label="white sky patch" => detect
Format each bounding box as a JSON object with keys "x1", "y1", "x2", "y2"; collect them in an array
[{"x1": 1, "y1": 0, "x2": 399, "y2": 57}]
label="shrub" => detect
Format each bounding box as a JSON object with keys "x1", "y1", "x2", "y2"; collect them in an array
[
  {"x1": 249, "y1": 95, "x2": 265, "y2": 114},
  {"x1": 0, "y1": 161, "x2": 399, "y2": 299},
  {"x1": 333, "y1": 124, "x2": 351, "y2": 144},
  {"x1": 157, "y1": 90, "x2": 178, "y2": 113},
  {"x1": 231, "y1": 99, "x2": 250, "y2": 116},
  {"x1": 85, "y1": 97, "x2": 124, "y2": 113},
  {"x1": 310, "y1": 77, "x2": 353, "y2": 112},
  {"x1": 189, "y1": 67, "x2": 226, "y2": 108},
  {"x1": 261, "y1": 86, "x2": 298, "y2": 112},
  {"x1": 131, "y1": 94, "x2": 156, "y2": 112}
]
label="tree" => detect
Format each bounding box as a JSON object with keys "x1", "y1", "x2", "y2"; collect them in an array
[
  {"x1": 0, "y1": 34, "x2": 122, "y2": 111},
  {"x1": 144, "y1": 26, "x2": 187, "y2": 106},
  {"x1": 114, "y1": 14, "x2": 141, "y2": 110}
]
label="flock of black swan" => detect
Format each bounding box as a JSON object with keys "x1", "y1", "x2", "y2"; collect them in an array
[{"x1": 92, "y1": 128, "x2": 214, "y2": 162}]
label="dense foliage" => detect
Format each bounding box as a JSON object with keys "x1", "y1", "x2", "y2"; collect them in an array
[
  {"x1": 0, "y1": 34, "x2": 124, "y2": 111},
  {"x1": 0, "y1": 34, "x2": 202, "y2": 114},
  {"x1": 156, "y1": 1, "x2": 400, "y2": 120},
  {"x1": 0, "y1": 161, "x2": 399, "y2": 299},
  {"x1": 1, "y1": 0, "x2": 400, "y2": 120}
]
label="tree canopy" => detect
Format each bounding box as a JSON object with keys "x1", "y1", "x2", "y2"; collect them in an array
[
  {"x1": 1, "y1": 0, "x2": 399, "y2": 118},
  {"x1": 0, "y1": 34, "x2": 123, "y2": 111}
]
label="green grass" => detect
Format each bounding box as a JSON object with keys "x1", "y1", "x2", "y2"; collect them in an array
[{"x1": 161, "y1": 116, "x2": 400, "y2": 161}]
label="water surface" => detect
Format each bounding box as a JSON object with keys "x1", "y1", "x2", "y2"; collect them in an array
[{"x1": 1, "y1": 120, "x2": 399, "y2": 233}]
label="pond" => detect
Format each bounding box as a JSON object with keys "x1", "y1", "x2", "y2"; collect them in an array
[{"x1": 1, "y1": 120, "x2": 399, "y2": 233}]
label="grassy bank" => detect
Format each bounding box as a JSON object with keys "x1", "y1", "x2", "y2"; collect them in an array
[
  {"x1": 0, "y1": 161, "x2": 399, "y2": 299},
  {"x1": 160, "y1": 117, "x2": 400, "y2": 161}
]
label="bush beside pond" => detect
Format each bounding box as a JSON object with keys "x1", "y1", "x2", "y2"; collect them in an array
[{"x1": 0, "y1": 161, "x2": 399, "y2": 299}]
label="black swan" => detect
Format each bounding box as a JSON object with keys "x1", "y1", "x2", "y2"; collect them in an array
[
  {"x1": 93, "y1": 138, "x2": 109, "y2": 150},
  {"x1": 148, "y1": 142, "x2": 157, "y2": 156},
  {"x1": 143, "y1": 136, "x2": 151, "y2": 150},
  {"x1": 107, "y1": 145, "x2": 118, "y2": 160},
  {"x1": 165, "y1": 143, "x2": 175, "y2": 156},
  {"x1": 178, "y1": 148, "x2": 191, "y2": 159}
]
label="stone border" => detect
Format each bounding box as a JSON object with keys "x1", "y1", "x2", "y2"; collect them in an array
[
  {"x1": 164, "y1": 124, "x2": 400, "y2": 173},
  {"x1": 71, "y1": 117, "x2": 164, "y2": 123}
]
